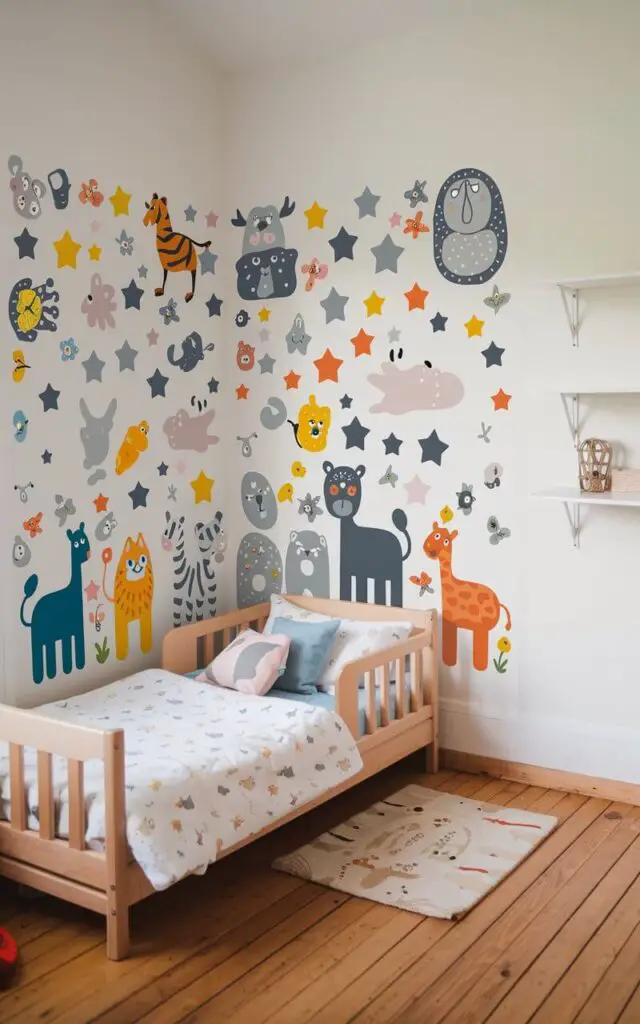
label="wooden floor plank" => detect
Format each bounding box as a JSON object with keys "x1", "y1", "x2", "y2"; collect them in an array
[
  {"x1": 574, "y1": 922, "x2": 640, "y2": 1024},
  {"x1": 447, "y1": 817, "x2": 640, "y2": 1023},
  {"x1": 617, "y1": 981, "x2": 640, "y2": 1023}
]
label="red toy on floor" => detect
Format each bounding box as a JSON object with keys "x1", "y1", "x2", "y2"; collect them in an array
[{"x1": 0, "y1": 928, "x2": 18, "y2": 985}]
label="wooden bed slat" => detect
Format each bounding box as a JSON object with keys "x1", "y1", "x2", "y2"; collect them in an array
[
  {"x1": 37, "y1": 750, "x2": 54, "y2": 840},
  {"x1": 67, "y1": 759, "x2": 85, "y2": 850},
  {"x1": 410, "y1": 650, "x2": 422, "y2": 712},
  {"x1": 365, "y1": 670, "x2": 376, "y2": 734},
  {"x1": 104, "y1": 730, "x2": 129, "y2": 960},
  {"x1": 9, "y1": 742, "x2": 26, "y2": 832},
  {"x1": 380, "y1": 663, "x2": 391, "y2": 727},
  {"x1": 395, "y1": 658, "x2": 405, "y2": 718}
]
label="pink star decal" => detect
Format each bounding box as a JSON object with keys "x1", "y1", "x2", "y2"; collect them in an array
[
  {"x1": 205, "y1": 211, "x2": 219, "y2": 228},
  {"x1": 389, "y1": 212, "x2": 402, "y2": 228},
  {"x1": 84, "y1": 580, "x2": 100, "y2": 602},
  {"x1": 147, "y1": 328, "x2": 159, "y2": 347},
  {"x1": 176, "y1": 459, "x2": 187, "y2": 475},
  {"x1": 90, "y1": 220, "x2": 101, "y2": 233},
  {"x1": 403, "y1": 475, "x2": 431, "y2": 504}
]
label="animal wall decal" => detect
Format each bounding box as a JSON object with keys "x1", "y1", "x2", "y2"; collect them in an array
[
  {"x1": 285, "y1": 530, "x2": 330, "y2": 598},
  {"x1": 54, "y1": 494, "x2": 76, "y2": 527},
  {"x1": 81, "y1": 274, "x2": 117, "y2": 330},
  {"x1": 423, "y1": 523, "x2": 511, "y2": 671},
  {"x1": 13, "y1": 411, "x2": 28, "y2": 442},
  {"x1": 323, "y1": 462, "x2": 411, "y2": 606},
  {"x1": 101, "y1": 535, "x2": 154, "y2": 661},
  {"x1": 237, "y1": 433, "x2": 257, "y2": 457},
  {"x1": 95, "y1": 511, "x2": 117, "y2": 542},
  {"x1": 285, "y1": 313, "x2": 312, "y2": 355},
  {"x1": 433, "y1": 167, "x2": 508, "y2": 285},
  {"x1": 195, "y1": 511, "x2": 226, "y2": 564},
  {"x1": 241, "y1": 472, "x2": 278, "y2": 529},
  {"x1": 260, "y1": 397, "x2": 288, "y2": 430},
  {"x1": 231, "y1": 197, "x2": 298, "y2": 300},
  {"x1": 167, "y1": 331, "x2": 214, "y2": 373},
  {"x1": 236, "y1": 341, "x2": 255, "y2": 370},
  {"x1": 160, "y1": 509, "x2": 221, "y2": 622},
  {"x1": 115, "y1": 421, "x2": 149, "y2": 475},
  {"x1": 14, "y1": 482, "x2": 34, "y2": 504},
  {"x1": 163, "y1": 407, "x2": 219, "y2": 452},
  {"x1": 143, "y1": 193, "x2": 212, "y2": 303},
  {"x1": 9, "y1": 155, "x2": 46, "y2": 219},
  {"x1": 12, "y1": 535, "x2": 32, "y2": 568},
  {"x1": 47, "y1": 168, "x2": 71, "y2": 210},
  {"x1": 368, "y1": 362, "x2": 464, "y2": 415},
  {"x1": 9, "y1": 277, "x2": 59, "y2": 342},
  {"x1": 288, "y1": 394, "x2": 331, "y2": 452},
  {"x1": 236, "y1": 532, "x2": 283, "y2": 608},
  {"x1": 20, "y1": 523, "x2": 90, "y2": 684},
  {"x1": 79, "y1": 397, "x2": 117, "y2": 485}
]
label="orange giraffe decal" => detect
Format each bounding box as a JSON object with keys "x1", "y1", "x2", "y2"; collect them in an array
[{"x1": 423, "y1": 522, "x2": 511, "y2": 671}]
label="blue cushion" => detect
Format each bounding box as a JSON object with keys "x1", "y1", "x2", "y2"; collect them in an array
[{"x1": 270, "y1": 616, "x2": 340, "y2": 695}]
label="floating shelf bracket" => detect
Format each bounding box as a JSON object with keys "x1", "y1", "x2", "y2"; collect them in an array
[
  {"x1": 558, "y1": 284, "x2": 581, "y2": 347},
  {"x1": 560, "y1": 392, "x2": 580, "y2": 446},
  {"x1": 563, "y1": 501, "x2": 581, "y2": 548}
]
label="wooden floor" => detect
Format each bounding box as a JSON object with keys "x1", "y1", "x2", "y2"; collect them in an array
[{"x1": 1, "y1": 762, "x2": 640, "y2": 1023}]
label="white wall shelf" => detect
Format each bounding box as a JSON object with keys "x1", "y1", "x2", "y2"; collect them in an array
[
  {"x1": 532, "y1": 487, "x2": 640, "y2": 548},
  {"x1": 557, "y1": 390, "x2": 640, "y2": 447},
  {"x1": 555, "y1": 272, "x2": 640, "y2": 347}
]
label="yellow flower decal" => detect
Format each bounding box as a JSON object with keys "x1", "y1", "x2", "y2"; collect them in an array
[{"x1": 497, "y1": 636, "x2": 511, "y2": 653}]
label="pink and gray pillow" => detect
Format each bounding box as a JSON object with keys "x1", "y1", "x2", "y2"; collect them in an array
[{"x1": 196, "y1": 628, "x2": 290, "y2": 695}]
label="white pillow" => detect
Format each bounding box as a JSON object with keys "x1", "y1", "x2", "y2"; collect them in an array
[{"x1": 263, "y1": 594, "x2": 413, "y2": 692}]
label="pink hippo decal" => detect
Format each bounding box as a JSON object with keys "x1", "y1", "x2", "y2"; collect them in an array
[{"x1": 368, "y1": 361, "x2": 464, "y2": 415}]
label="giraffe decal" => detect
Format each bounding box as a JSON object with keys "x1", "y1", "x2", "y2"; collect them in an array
[{"x1": 424, "y1": 522, "x2": 511, "y2": 671}]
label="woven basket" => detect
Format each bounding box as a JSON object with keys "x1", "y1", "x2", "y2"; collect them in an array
[{"x1": 578, "y1": 438, "x2": 612, "y2": 493}]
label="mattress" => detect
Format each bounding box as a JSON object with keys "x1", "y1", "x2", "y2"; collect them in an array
[
  {"x1": 268, "y1": 682, "x2": 407, "y2": 735},
  {"x1": 0, "y1": 670, "x2": 362, "y2": 890}
]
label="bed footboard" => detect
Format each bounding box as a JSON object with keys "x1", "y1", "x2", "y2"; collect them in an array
[{"x1": 0, "y1": 705, "x2": 129, "y2": 960}]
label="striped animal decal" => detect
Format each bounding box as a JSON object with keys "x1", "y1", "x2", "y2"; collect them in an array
[
  {"x1": 143, "y1": 194, "x2": 211, "y2": 303},
  {"x1": 162, "y1": 511, "x2": 223, "y2": 626}
]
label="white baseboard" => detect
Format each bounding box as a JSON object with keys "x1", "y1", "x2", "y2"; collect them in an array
[{"x1": 441, "y1": 706, "x2": 640, "y2": 785}]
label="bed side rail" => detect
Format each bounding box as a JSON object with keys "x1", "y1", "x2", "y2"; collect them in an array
[{"x1": 162, "y1": 602, "x2": 271, "y2": 674}]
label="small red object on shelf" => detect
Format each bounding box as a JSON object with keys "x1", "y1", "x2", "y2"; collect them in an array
[{"x1": 0, "y1": 928, "x2": 18, "y2": 984}]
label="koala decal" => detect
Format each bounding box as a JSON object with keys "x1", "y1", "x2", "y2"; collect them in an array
[
  {"x1": 241, "y1": 472, "x2": 277, "y2": 529},
  {"x1": 9, "y1": 155, "x2": 46, "y2": 220},
  {"x1": 285, "y1": 530, "x2": 330, "y2": 598},
  {"x1": 231, "y1": 196, "x2": 298, "y2": 301}
]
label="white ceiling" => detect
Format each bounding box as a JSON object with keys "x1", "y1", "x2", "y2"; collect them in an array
[{"x1": 158, "y1": 0, "x2": 424, "y2": 73}]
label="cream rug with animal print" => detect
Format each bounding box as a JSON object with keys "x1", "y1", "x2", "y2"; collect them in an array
[{"x1": 272, "y1": 785, "x2": 557, "y2": 919}]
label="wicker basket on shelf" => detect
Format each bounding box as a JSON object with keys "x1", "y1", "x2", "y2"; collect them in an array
[{"x1": 578, "y1": 438, "x2": 612, "y2": 493}]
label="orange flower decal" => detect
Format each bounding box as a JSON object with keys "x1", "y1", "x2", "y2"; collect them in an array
[
  {"x1": 79, "y1": 179, "x2": 104, "y2": 208},
  {"x1": 268, "y1": 784, "x2": 279, "y2": 796},
  {"x1": 171, "y1": 819, "x2": 183, "y2": 833},
  {"x1": 239, "y1": 776, "x2": 255, "y2": 791},
  {"x1": 403, "y1": 211, "x2": 430, "y2": 240},
  {"x1": 301, "y1": 257, "x2": 328, "y2": 292}
]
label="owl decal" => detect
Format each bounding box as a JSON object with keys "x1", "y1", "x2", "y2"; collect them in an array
[{"x1": 433, "y1": 168, "x2": 507, "y2": 285}]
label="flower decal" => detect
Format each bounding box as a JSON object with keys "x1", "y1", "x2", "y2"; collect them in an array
[
  {"x1": 116, "y1": 229, "x2": 135, "y2": 256},
  {"x1": 60, "y1": 337, "x2": 79, "y2": 362},
  {"x1": 79, "y1": 179, "x2": 104, "y2": 207},
  {"x1": 297, "y1": 492, "x2": 323, "y2": 524},
  {"x1": 494, "y1": 636, "x2": 511, "y2": 673}
]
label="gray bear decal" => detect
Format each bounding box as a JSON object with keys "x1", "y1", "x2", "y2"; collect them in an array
[{"x1": 231, "y1": 197, "x2": 298, "y2": 301}]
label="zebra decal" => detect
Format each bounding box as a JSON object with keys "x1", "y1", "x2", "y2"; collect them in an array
[{"x1": 161, "y1": 511, "x2": 225, "y2": 627}]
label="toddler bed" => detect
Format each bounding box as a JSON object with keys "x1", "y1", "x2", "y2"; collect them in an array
[{"x1": 0, "y1": 596, "x2": 438, "y2": 959}]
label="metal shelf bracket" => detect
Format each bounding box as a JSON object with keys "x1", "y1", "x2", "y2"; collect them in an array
[
  {"x1": 558, "y1": 285, "x2": 581, "y2": 347},
  {"x1": 563, "y1": 501, "x2": 581, "y2": 548},
  {"x1": 560, "y1": 393, "x2": 580, "y2": 447}
]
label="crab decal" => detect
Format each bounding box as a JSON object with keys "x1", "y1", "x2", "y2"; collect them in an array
[{"x1": 9, "y1": 277, "x2": 59, "y2": 343}]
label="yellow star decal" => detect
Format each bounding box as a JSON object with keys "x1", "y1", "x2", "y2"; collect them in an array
[
  {"x1": 53, "y1": 230, "x2": 82, "y2": 269},
  {"x1": 109, "y1": 185, "x2": 131, "y2": 216},
  {"x1": 304, "y1": 201, "x2": 327, "y2": 229},
  {"x1": 364, "y1": 290, "x2": 385, "y2": 317},
  {"x1": 464, "y1": 315, "x2": 485, "y2": 338},
  {"x1": 88, "y1": 244, "x2": 102, "y2": 261},
  {"x1": 190, "y1": 470, "x2": 214, "y2": 504},
  {"x1": 258, "y1": 306, "x2": 271, "y2": 322}
]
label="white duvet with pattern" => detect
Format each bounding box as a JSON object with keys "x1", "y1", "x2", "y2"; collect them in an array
[{"x1": 0, "y1": 671, "x2": 362, "y2": 890}]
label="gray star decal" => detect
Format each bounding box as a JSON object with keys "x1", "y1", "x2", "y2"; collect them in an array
[
  {"x1": 147, "y1": 368, "x2": 169, "y2": 398},
  {"x1": 418, "y1": 430, "x2": 449, "y2": 466},
  {"x1": 82, "y1": 351, "x2": 106, "y2": 383},
  {"x1": 138, "y1": 265, "x2": 148, "y2": 279},
  {"x1": 184, "y1": 205, "x2": 197, "y2": 222},
  {"x1": 354, "y1": 186, "x2": 380, "y2": 218},
  {"x1": 39, "y1": 384, "x2": 60, "y2": 412},
  {"x1": 342, "y1": 416, "x2": 370, "y2": 450},
  {"x1": 371, "y1": 234, "x2": 405, "y2": 273},
  {"x1": 199, "y1": 249, "x2": 218, "y2": 275},
  {"x1": 481, "y1": 342, "x2": 505, "y2": 368},
  {"x1": 320, "y1": 286, "x2": 349, "y2": 324},
  {"x1": 328, "y1": 227, "x2": 357, "y2": 261},
  {"x1": 121, "y1": 278, "x2": 144, "y2": 310},
  {"x1": 128, "y1": 481, "x2": 149, "y2": 509},
  {"x1": 115, "y1": 340, "x2": 138, "y2": 372},
  {"x1": 258, "y1": 353, "x2": 275, "y2": 374}
]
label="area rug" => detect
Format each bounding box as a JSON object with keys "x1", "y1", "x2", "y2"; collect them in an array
[{"x1": 272, "y1": 784, "x2": 558, "y2": 919}]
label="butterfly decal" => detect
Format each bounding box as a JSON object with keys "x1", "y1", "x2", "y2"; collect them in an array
[
  {"x1": 159, "y1": 297, "x2": 180, "y2": 325},
  {"x1": 301, "y1": 257, "x2": 328, "y2": 292},
  {"x1": 409, "y1": 571, "x2": 434, "y2": 597},
  {"x1": 12, "y1": 350, "x2": 30, "y2": 382},
  {"x1": 378, "y1": 464, "x2": 398, "y2": 488},
  {"x1": 487, "y1": 515, "x2": 511, "y2": 545},
  {"x1": 89, "y1": 603, "x2": 106, "y2": 633},
  {"x1": 483, "y1": 284, "x2": 511, "y2": 316}
]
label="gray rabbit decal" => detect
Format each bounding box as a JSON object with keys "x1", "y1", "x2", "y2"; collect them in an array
[{"x1": 79, "y1": 398, "x2": 117, "y2": 484}]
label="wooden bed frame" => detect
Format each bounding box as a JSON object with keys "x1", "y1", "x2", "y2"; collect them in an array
[{"x1": 0, "y1": 597, "x2": 438, "y2": 960}]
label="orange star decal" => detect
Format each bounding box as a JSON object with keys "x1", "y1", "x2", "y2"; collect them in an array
[
  {"x1": 236, "y1": 384, "x2": 249, "y2": 400},
  {"x1": 93, "y1": 493, "x2": 109, "y2": 513},
  {"x1": 314, "y1": 348, "x2": 343, "y2": 382},
  {"x1": 405, "y1": 282, "x2": 429, "y2": 311},
  {"x1": 284, "y1": 370, "x2": 301, "y2": 390},
  {"x1": 403, "y1": 210, "x2": 430, "y2": 239},
  {"x1": 491, "y1": 388, "x2": 512, "y2": 411},
  {"x1": 351, "y1": 328, "x2": 374, "y2": 357}
]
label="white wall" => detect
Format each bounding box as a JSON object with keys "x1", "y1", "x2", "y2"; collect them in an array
[
  {"x1": 0, "y1": 0, "x2": 228, "y2": 706},
  {"x1": 222, "y1": 0, "x2": 640, "y2": 782}
]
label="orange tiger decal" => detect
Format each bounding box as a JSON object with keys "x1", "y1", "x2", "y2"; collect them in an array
[{"x1": 143, "y1": 193, "x2": 211, "y2": 303}]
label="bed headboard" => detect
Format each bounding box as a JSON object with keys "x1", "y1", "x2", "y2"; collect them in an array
[{"x1": 162, "y1": 597, "x2": 436, "y2": 675}]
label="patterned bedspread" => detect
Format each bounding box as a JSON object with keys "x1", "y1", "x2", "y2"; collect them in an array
[{"x1": 0, "y1": 670, "x2": 362, "y2": 890}]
